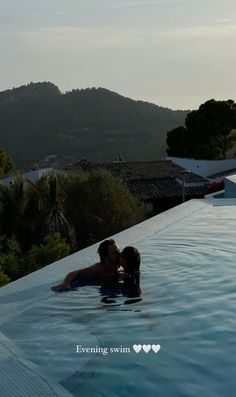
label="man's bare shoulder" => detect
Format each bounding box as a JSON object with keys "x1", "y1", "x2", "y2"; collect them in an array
[
  {"x1": 83, "y1": 262, "x2": 103, "y2": 270},
  {"x1": 92, "y1": 261, "x2": 103, "y2": 267},
  {"x1": 78, "y1": 262, "x2": 104, "y2": 278}
]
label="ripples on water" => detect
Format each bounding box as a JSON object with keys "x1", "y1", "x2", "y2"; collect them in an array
[{"x1": 2, "y1": 205, "x2": 236, "y2": 397}]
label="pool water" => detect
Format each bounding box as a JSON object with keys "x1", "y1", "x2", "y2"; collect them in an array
[{"x1": 1, "y1": 202, "x2": 236, "y2": 397}]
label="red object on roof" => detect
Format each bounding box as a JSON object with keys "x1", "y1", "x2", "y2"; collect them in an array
[{"x1": 207, "y1": 179, "x2": 224, "y2": 194}]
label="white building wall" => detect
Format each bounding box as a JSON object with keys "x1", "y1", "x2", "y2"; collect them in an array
[
  {"x1": 167, "y1": 157, "x2": 236, "y2": 178},
  {"x1": 225, "y1": 175, "x2": 236, "y2": 198},
  {"x1": 0, "y1": 168, "x2": 66, "y2": 186}
]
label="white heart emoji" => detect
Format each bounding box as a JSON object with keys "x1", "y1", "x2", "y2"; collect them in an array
[
  {"x1": 142, "y1": 344, "x2": 151, "y2": 353},
  {"x1": 152, "y1": 344, "x2": 161, "y2": 353},
  {"x1": 133, "y1": 344, "x2": 142, "y2": 353}
]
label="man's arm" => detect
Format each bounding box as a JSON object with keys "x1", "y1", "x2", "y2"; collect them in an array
[{"x1": 51, "y1": 263, "x2": 102, "y2": 291}]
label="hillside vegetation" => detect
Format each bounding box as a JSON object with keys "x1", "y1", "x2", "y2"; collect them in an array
[{"x1": 0, "y1": 82, "x2": 188, "y2": 168}]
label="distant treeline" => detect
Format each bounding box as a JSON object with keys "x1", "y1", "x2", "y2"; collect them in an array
[{"x1": 0, "y1": 82, "x2": 187, "y2": 168}]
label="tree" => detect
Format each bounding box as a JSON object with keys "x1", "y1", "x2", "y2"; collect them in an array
[
  {"x1": 64, "y1": 170, "x2": 145, "y2": 247},
  {"x1": 0, "y1": 268, "x2": 10, "y2": 287},
  {"x1": 0, "y1": 169, "x2": 145, "y2": 281},
  {"x1": 0, "y1": 233, "x2": 71, "y2": 280},
  {"x1": 25, "y1": 173, "x2": 77, "y2": 250},
  {"x1": 0, "y1": 236, "x2": 22, "y2": 280},
  {"x1": 0, "y1": 149, "x2": 13, "y2": 178},
  {"x1": 0, "y1": 173, "x2": 29, "y2": 247},
  {"x1": 0, "y1": 172, "x2": 77, "y2": 252},
  {"x1": 23, "y1": 233, "x2": 71, "y2": 275},
  {"x1": 167, "y1": 99, "x2": 236, "y2": 159},
  {"x1": 166, "y1": 127, "x2": 188, "y2": 157}
]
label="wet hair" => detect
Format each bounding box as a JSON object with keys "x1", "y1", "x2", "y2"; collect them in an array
[
  {"x1": 121, "y1": 246, "x2": 140, "y2": 275},
  {"x1": 121, "y1": 246, "x2": 141, "y2": 296},
  {"x1": 97, "y1": 239, "x2": 116, "y2": 262}
]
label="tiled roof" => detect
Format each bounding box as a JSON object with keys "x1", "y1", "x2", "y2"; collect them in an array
[
  {"x1": 127, "y1": 178, "x2": 208, "y2": 200},
  {"x1": 208, "y1": 168, "x2": 236, "y2": 178},
  {"x1": 72, "y1": 159, "x2": 206, "y2": 183},
  {"x1": 69, "y1": 159, "x2": 208, "y2": 201}
]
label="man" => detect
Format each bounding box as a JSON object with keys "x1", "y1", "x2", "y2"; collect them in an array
[{"x1": 51, "y1": 239, "x2": 120, "y2": 292}]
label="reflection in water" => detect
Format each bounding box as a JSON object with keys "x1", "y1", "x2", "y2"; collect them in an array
[
  {"x1": 100, "y1": 273, "x2": 142, "y2": 305},
  {"x1": 2, "y1": 203, "x2": 236, "y2": 397},
  {"x1": 70, "y1": 272, "x2": 142, "y2": 306}
]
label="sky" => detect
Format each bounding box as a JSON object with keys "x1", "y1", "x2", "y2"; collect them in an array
[{"x1": 0, "y1": 0, "x2": 236, "y2": 110}]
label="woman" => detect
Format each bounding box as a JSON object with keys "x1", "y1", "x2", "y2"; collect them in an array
[
  {"x1": 120, "y1": 246, "x2": 141, "y2": 299},
  {"x1": 100, "y1": 246, "x2": 141, "y2": 303}
]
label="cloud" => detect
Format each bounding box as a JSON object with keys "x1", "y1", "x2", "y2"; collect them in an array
[
  {"x1": 109, "y1": 0, "x2": 185, "y2": 8},
  {"x1": 21, "y1": 26, "x2": 143, "y2": 52},
  {"x1": 5, "y1": 18, "x2": 236, "y2": 55},
  {"x1": 156, "y1": 22, "x2": 236, "y2": 40}
]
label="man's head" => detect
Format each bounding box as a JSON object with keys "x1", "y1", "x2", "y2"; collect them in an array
[{"x1": 97, "y1": 239, "x2": 120, "y2": 265}]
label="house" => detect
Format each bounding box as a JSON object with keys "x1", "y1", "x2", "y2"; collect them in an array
[
  {"x1": 167, "y1": 157, "x2": 236, "y2": 197},
  {"x1": 166, "y1": 156, "x2": 236, "y2": 178},
  {"x1": 70, "y1": 159, "x2": 209, "y2": 213},
  {"x1": 0, "y1": 167, "x2": 66, "y2": 187}
]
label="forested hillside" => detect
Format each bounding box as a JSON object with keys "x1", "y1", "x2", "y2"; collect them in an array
[{"x1": 0, "y1": 82, "x2": 188, "y2": 168}]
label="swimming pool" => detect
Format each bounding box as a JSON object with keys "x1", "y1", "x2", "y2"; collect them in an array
[{"x1": 0, "y1": 199, "x2": 236, "y2": 396}]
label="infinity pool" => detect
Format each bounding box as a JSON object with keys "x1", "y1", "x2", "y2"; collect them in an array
[{"x1": 1, "y1": 199, "x2": 236, "y2": 396}]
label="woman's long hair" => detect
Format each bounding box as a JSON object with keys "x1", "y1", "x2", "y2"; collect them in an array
[{"x1": 121, "y1": 246, "x2": 141, "y2": 296}]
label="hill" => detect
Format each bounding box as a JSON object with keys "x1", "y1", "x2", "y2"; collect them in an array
[{"x1": 0, "y1": 82, "x2": 188, "y2": 169}]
